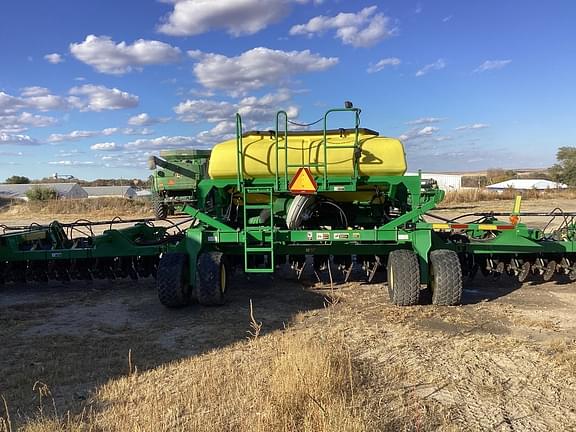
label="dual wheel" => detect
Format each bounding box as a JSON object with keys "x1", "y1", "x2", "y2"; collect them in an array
[
  {"x1": 157, "y1": 251, "x2": 229, "y2": 308},
  {"x1": 387, "y1": 249, "x2": 462, "y2": 306}
]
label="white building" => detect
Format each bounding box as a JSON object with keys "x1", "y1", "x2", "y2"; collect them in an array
[
  {"x1": 407, "y1": 172, "x2": 463, "y2": 191},
  {"x1": 0, "y1": 183, "x2": 88, "y2": 200},
  {"x1": 486, "y1": 179, "x2": 568, "y2": 191},
  {"x1": 83, "y1": 186, "x2": 138, "y2": 199}
]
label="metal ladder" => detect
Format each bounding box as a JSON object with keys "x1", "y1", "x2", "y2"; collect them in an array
[{"x1": 242, "y1": 187, "x2": 275, "y2": 273}]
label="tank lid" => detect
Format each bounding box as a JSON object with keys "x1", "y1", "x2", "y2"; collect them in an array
[{"x1": 242, "y1": 128, "x2": 379, "y2": 138}]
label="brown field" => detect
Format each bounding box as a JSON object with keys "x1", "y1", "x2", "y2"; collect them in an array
[{"x1": 1, "y1": 197, "x2": 576, "y2": 431}]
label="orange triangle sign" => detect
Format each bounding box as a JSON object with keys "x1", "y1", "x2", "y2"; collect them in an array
[{"x1": 288, "y1": 167, "x2": 318, "y2": 194}]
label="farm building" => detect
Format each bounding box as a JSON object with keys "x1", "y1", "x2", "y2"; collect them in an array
[
  {"x1": 486, "y1": 179, "x2": 568, "y2": 191},
  {"x1": 407, "y1": 172, "x2": 463, "y2": 191},
  {"x1": 83, "y1": 186, "x2": 138, "y2": 199},
  {"x1": 135, "y1": 189, "x2": 152, "y2": 198},
  {"x1": 0, "y1": 183, "x2": 88, "y2": 200}
]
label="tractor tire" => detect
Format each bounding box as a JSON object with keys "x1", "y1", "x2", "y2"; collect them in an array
[
  {"x1": 429, "y1": 249, "x2": 463, "y2": 306},
  {"x1": 387, "y1": 249, "x2": 421, "y2": 306},
  {"x1": 157, "y1": 253, "x2": 191, "y2": 308},
  {"x1": 152, "y1": 194, "x2": 168, "y2": 220},
  {"x1": 286, "y1": 195, "x2": 316, "y2": 229},
  {"x1": 196, "y1": 252, "x2": 228, "y2": 306}
]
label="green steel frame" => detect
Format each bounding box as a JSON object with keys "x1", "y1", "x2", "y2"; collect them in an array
[{"x1": 3, "y1": 107, "x2": 576, "y2": 303}]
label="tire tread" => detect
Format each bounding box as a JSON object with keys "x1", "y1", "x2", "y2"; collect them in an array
[
  {"x1": 157, "y1": 253, "x2": 190, "y2": 308},
  {"x1": 430, "y1": 249, "x2": 463, "y2": 306},
  {"x1": 387, "y1": 249, "x2": 420, "y2": 306},
  {"x1": 196, "y1": 252, "x2": 227, "y2": 306}
]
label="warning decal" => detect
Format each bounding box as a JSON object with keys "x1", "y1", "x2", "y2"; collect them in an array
[{"x1": 288, "y1": 167, "x2": 318, "y2": 194}]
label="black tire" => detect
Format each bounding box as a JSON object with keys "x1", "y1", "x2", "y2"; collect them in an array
[
  {"x1": 157, "y1": 253, "x2": 191, "y2": 308},
  {"x1": 429, "y1": 249, "x2": 463, "y2": 306},
  {"x1": 196, "y1": 252, "x2": 228, "y2": 306},
  {"x1": 152, "y1": 194, "x2": 168, "y2": 220},
  {"x1": 387, "y1": 250, "x2": 421, "y2": 306}
]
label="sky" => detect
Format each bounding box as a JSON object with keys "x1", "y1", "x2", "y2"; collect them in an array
[{"x1": 1, "y1": 0, "x2": 576, "y2": 180}]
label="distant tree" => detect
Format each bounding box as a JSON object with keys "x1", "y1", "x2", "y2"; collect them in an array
[
  {"x1": 5, "y1": 175, "x2": 30, "y2": 184},
  {"x1": 26, "y1": 186, "x2": 58, "y2": 201},
  {"x1": 462, "y1": 176, "x2": 487, "y2": 188},
  {"x1": 550, "y1": 147, "x2": 576, "y2": 186},
  {"x1": 528, "y1": 171, "x2": 552, "y2": 180},
  {"x1": 486, "y1": 169, "x2": 517, "y2": 185}
]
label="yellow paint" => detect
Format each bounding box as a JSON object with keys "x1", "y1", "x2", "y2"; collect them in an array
[
  {"x1": 478, "y1": 224, "x2": 498, "y2": 230},
  {"x1": 208, "y1": 131, "x2": 407, "y2": 179},
  {"x1": 289, "y1": 168, "x2": 317, "y2": 193},
  {"x1": 513, "y1": 195, "x2": 522, "y2": 214},
  {"x1": 432, "y1": 223, "x2": 450, "y2": 229}
]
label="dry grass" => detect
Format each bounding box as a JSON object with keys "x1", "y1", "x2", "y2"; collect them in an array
[
  {"x1": 442, "y1": 188, "x2": 576, "y2": 204},
  {"x1": 544, "y1": 338, "x2": 576, "y2": 374},
  {"x1": 4, "y1": 328, "x2": 451, "y2": 432},
  {"x1": 0, "y1": 198, "x2": 152, "y2": 219},
  {"x1": 10, "y1": 333, "x2": 373, "y2": 432}
]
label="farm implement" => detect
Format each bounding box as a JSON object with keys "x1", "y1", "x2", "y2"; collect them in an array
[
  {"x1": 0, "y1": 218, "x2": 187, "y2": 284},
  {"x1": 2, "y1": 105, "x2": 576, "y2": 307}
]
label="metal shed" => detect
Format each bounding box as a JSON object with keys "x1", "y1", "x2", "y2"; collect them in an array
[
  {"x1": 486, "y1": 179, "x2": 568, "y2": 191},
  {"x1": 406, "y1": 172, "x2": 463, "y2": 191},
  {"x1": 83, "y1": 186, "x2": 138, "y2": 199},
  {"x1": 0, "y1": 183, "x2": 88, "y2": 200}
]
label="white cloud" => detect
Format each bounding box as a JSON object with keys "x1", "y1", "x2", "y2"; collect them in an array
[
  {"x1": 48, "y1": 160, "x2": 96, "y2": 166},
  {"x1": 0, "y1": 91, "x2": 28, "y2": 115},
  {"x1": 101, "y1": 155, "x2": 117, "y2": 161},
  {"x1": 0, "y1": 112, "x2": 57, "y2": 134},
  {"x1": 442, "y1": 15, "x2": 453, "y2": 23},
  {"x1": 90, "y1": 142, "x2": 118, "y2": 151},
  {"x1": 0, "y1": 133, "x2": 38, "y2": 146},
  {"x1": 48, "y1": 127, "x2": 152, "y2": 143},
  {"x1": 70, "y1": 35, "x2": 181, "y2": 74},
  {"x1": 399, "y1": 126, "x2": 440, "y2": 142},
  {"x1": 44, "y1": 53, "x2": 64, "y2": 64},
  {"x1": 474, "y1": 59, "x2": 512, "y2": 73},
  {"x1": 191, "y1": 47, "x2": 338, "y2": 94},
  {"x1": 455, "y1": 123, "x2": 489, "y2": 131},
  {"x1": 128, "y1": 113, "x2": 167, "y2": 126},
  {"x1": 20, "y1": 87, "x2": 70, "y2": 111},
  {"x1": 123, "y1": 127, "x2": 155, "y2": 136},
  {"x1": 182, "y1": 90, "x2": 299, "y2": 145},
  {"x1": 175, "y1": 89, "x2": 296, "y2": 125},
  {"x1": 174, "y1": 99, "x2": 237, "y2": 123},
  {"x1": 417, "y1": 126, "x2": 438, "y2": 136},
  {"x1": 406, "y1": 117, "x2": 445, "y2": 125},
  {"x1": 20, "y1": 87, "x2": 50, "y2": 97},
  {"x1": 289, "y1": 6, "x2": 395, "y2": 47},
  {"x1": 48, "y1": 130, "x2": 98, "y2": 143},
  {"x1": 415, "y1": 59, "x2": 446, "y2": 77},
  {"x1": 68, "y1": 85, "x2": 139, "y2": 111},
  {"x1": 124, "y1": 136, "x2": 197, "y2": 150},
  {"x1": 158, "y1": 0, "x2": 300, "y2": 36},
  {"x1": 367, "y1": 57, "x2": 401, "y2": 73}
]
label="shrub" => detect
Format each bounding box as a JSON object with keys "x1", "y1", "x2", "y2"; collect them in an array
[{"x1": 25, "y1": 186, "x2": 58, "y2": 201}]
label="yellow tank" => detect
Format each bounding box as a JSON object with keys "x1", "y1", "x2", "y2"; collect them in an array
[{"x1": 208, "y1": 129, "x2": 407, "y2": 179}]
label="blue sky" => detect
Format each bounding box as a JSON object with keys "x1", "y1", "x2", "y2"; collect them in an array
[{"x1": 1, "y1": 0, "x2": 575, "y2": 180}]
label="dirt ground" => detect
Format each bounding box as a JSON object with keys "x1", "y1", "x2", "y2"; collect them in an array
[{"x1": 1, "y1": 199, "x2": 576, "y2": 430}]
